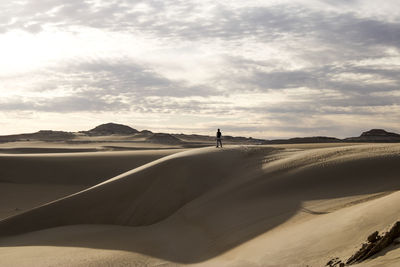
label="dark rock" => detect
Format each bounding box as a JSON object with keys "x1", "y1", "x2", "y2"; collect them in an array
[
  {"x1": 326, "y1": 257, "x2": 344, "y2": 267},
  {"x1": 346, "y1": 242, "x2": 375, "y2": 265},
  {"x1": 367, "y1": 231, "x2": 379, "y2": 243},
  {"x1": 346, "y1": 221, "x2": 400, "y2": 265}
]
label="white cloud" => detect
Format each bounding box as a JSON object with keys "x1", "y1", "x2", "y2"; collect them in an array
[{"x1": 0, "y1": 0, "x2": 400, "y2": 138}]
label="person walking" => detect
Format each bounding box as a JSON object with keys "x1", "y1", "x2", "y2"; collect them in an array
[{"x1": 216, "y1": 128, "x2": 222, "y2": 148}]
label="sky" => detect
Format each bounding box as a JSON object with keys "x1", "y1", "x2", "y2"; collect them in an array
[{"x1": 1, "y1": 0, "x2": 400, "y2": 139}]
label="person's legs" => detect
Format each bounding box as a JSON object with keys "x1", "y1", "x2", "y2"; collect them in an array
[{"x1": 217, "y1": 138, "x2": 222, "y2": 148}]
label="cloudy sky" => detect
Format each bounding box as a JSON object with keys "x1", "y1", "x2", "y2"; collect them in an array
[{"x1": 1, "y1": 0, "x2": 399, "y2": 138}]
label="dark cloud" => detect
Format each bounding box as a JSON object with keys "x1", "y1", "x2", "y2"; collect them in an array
[{"x1": 2, "y1": 1, "x2": 399, "y2": 46}]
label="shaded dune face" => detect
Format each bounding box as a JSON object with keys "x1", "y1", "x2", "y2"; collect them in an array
[
  {"x1": 0, "y1": 147, "x2": 270, "y2": 236},
  {"x1": 157, "y1": 145, "x2": 400, "y2": 261},
  {"x1": 0, "y1": 150, "x2": 177, "y2": 186},
  {"x1": 1, "y1": 144, "x2": 400, "y2": 264}
]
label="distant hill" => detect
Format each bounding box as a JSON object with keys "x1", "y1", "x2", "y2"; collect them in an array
[
  {"x1": 1, "y1": 124, "x2": 400, "y2": 145},
  {"x1": 140, "y1": 130, "x2": 153, "y2": 135},
  {"x1": 172, "y1": 133, "x2": 214, "y2": 142},
  {"x1": 264, "y1": 136, "x2": 342, "y2": 144},
  {"x1": 361, "y1": 129, "x2": 400, "y2": 137},
  {"x1": 146, "y1": 133, "x2": 183, "y2": 145},
  {"x1": 132, "y1": 130, "x2": 154, "y2": 138},
  {"x1": 222, "y1": 135, "x2": 265, "y2": 144},
  {"x1": 0, "y1": 130, "x2": 75, "y2": 142},
  {"x1": 172, "y1": 133, "x2": 264, "y2": 144},
  {"x1": 83, "y1": 123, "x2": 139, "y2": 136},
  {"x1": 345, "y1": 129, "x2": 400, "y2": 142}
]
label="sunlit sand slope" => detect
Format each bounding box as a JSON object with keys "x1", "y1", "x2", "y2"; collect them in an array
[{"x1": 1, "y1": 144, "x2": 400, "y2": 266}]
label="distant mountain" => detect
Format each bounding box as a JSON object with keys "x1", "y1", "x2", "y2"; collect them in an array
[
  {"x1": 345, "y1": 129, "x2": 400, "y2": 142},
  {"x1": 83, "y1": 123, "x2": 139, "y2": 136}
]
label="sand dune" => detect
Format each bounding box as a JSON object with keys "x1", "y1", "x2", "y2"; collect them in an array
[
  {"x1": 1, "y1": 144, "x2": 400, "y2": 266},
  {"x1": 0, "y1": 183, "x2": 85, "y2": 220},
  {"x1": 0, "y1": 149, "x2": 182, "y2": 185},
  {"x1": 0, "y1": 146, "x2": 262, "y2": 235},
  {"x1": 0, "y1": 149, "x2": 182, "y2": 220}
]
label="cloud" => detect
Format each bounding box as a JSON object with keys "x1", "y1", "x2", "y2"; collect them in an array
[
  {"x1": 0, "y1": 58, "x2": 221, "y2": 113},
  {"x1": 1, "y1": 0, "x2": 400, "y2": 137}
]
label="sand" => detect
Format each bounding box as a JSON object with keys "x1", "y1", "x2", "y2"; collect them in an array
[
  {"x1": 1, "y1": 142, "x2": 400, "y2": 266},
  {"x1": 0, "y1": 148, "x2": 183, "y2": 219}
]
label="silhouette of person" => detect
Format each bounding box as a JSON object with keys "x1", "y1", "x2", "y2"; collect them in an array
[{"x1": 216, "y1": 128, "x2": 222, "y2": 148}]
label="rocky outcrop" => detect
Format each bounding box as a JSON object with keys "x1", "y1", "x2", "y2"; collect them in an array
[
  {"x1": 326, "y1": 257, "x2": 345, "y2": 267},
  {"x1": 345, "y1": 129, "x2": 400, "y2": 142},
  {"x1": 361, "y1": 129, "x2": 400, "y2": 137},
  {"x1": 327, "y1": 221, "x2": 400, "y2": 266},
  {"x1": 346, "y1": 221, "x2": 400, "y2": 264}
]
